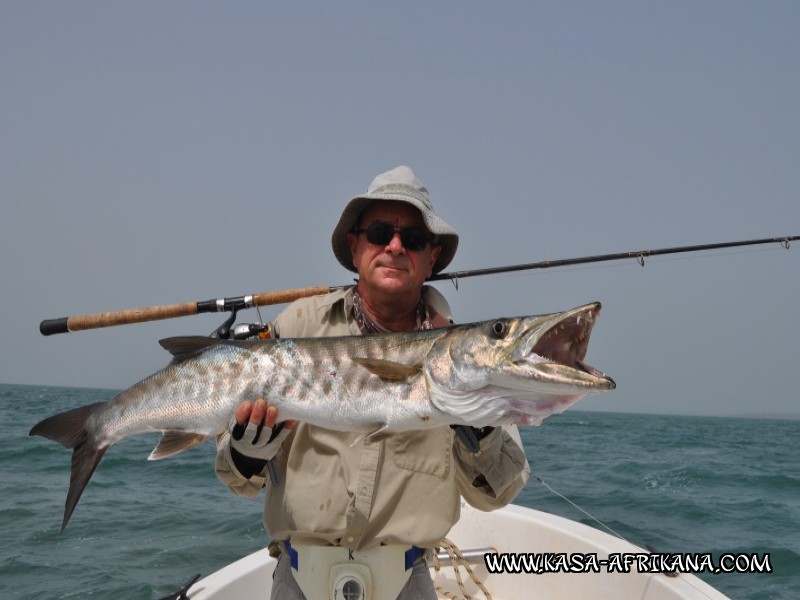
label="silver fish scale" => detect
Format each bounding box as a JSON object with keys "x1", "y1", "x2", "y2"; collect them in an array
[
  {"x1": 248, "y1": 335, "x2": 446, "y2": 431},
  {"x1": 90, "y1": 344, "x2": 259, "y2": 445},
  {"x1": 89, "y1": 332, "x2": 449, "y2": 446}
]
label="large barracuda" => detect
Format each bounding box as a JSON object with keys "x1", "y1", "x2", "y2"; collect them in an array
[{"x1": 30, "y1": 302, "x2": 615, "y2": 530}]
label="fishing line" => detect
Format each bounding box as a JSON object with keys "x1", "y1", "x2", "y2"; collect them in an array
[
  {"x1": 533, "y1": 474, "x2": 630, "y2": 542},
  {"x1": 535, "y1": 473, "x2": 726, "y2": 597}
]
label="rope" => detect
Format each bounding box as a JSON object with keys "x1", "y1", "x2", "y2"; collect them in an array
[{"x1": 431, "y1": 538, "x2": 492, "y2": 600}]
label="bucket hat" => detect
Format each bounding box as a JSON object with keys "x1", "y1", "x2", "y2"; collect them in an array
[{"x1": 332, "y1": 165, "x2": 459, "y2": 274}]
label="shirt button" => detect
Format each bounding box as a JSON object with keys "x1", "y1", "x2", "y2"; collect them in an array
[
  {"x1": 347, "y1": 536, "x2": 354, "y2": 543},
  {"x1": 360, "y1": 487, "x2": 368, "y2": 494}
]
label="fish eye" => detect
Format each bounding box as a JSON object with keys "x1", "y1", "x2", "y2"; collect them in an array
[{"x1": 490, "y1": 320, "x2": 509, "y2": 339}]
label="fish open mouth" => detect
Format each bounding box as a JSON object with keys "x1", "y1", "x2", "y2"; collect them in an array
[{"x1": 526, "y1": 303, "x2": 610, "y2": 381}]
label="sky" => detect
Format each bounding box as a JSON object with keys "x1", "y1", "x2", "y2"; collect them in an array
[{"x1": 1, "y1": 1, "x2": 798, "y2": 417}]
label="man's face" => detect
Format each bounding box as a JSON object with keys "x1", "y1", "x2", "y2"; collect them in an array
[{"x1": 346, "y1": 201, "x2": 441, "y2": 300}]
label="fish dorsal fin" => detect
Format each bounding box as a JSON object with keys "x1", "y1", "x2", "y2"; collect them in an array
[
  {"x1": 159, "y1": 336, "x2": 222, "y2": 365},
  {"x1": 350, "y1": 424, "x2": 392, "y2": 447},
  {"x1": 352, "y1": 357, "x2": 422, "y2": 382},
  {"x1": 148, "y1": 431, "x2": 208, "y2": 460}
]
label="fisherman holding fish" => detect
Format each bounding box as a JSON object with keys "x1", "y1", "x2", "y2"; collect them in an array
[
  {"x1": 31, "y1": 165, "x2": 615, "y2": 599},
  {"x1": 215, "y1": 166, "x2": 530, "y2": 599}
]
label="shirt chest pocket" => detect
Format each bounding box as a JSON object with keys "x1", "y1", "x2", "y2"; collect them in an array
[{"x1": 388, "y1": 428, "x2": 452, "y2": 479}]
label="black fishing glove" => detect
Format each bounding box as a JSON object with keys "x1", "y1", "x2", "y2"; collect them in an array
[
  {"x1": 451, "y1": 425, "x2": 495, "y2": 453},
  {"x1": 228, "y1": 416, "x2": 290, "y2": 478}
]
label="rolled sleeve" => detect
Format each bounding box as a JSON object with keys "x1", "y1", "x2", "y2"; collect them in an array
[{"x1": 454, "y1": 425, "x2": 529, "y2": 511}]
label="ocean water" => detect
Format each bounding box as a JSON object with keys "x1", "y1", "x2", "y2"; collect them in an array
[{"x1": 1, "y1": 383, "x2": 797, "y2": 599}]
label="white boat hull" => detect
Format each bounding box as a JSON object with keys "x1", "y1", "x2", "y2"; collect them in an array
[{"x1": 187, "y1": 501, "x2": 730, "y2": 599}]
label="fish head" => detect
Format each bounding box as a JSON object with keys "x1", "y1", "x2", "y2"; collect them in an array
[{"x1": 425, "y1": 302, "x2": 615, "y2": 427}]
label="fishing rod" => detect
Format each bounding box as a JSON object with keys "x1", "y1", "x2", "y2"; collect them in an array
[
  {"x1": 39, "y1": 234, "x2": 796, "y2": 336},
  {"x1": 428, "y1": 235, "x2": 795, "y2": 282}
]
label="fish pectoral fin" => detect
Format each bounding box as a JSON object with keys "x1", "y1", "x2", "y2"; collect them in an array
[
  {"x1": 352, "y1": 357, "x2": 422, "y2": 382},
  {"x1": 350, "y1": 424, "x2": 392, "y2": 447},
  {"x1": 149, "y1": 431, "x2": 209, "y2": 460}
]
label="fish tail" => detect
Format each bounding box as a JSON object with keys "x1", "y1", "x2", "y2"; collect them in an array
[{"x1": 29, "y1": 402, "x2": 108, "y2": 531}]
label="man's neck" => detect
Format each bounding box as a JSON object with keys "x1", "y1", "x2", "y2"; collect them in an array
[{"x1": 356, "y1": 285, "x2": 421, "y2": 332}]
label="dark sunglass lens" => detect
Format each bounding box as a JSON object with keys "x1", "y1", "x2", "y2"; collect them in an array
[
  {"x1": 365, "y1": 223, "x2": 395, "y2": 245},
  {"x1": 361, "y1": 223, "x2": 430, "y2": 250},
  {"x1": 401, "y1": 229, "x2": 429, "y2": 250}
]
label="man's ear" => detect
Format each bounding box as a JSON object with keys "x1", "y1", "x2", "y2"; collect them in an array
[
  {"x1": 346, "y1": 232, "x2": 359, "y2": 269},
  {"x1": 428, "y1": 245, "x2": 442, "y2": 277}
]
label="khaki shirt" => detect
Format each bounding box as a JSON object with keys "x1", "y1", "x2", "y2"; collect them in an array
[{"x1": 215, "y1": 286, "x2": 529, "y2": 551}]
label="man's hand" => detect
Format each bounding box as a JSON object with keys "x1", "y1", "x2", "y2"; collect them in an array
[
  {"x1": 229, "y1": 399, "x2": 296, "y2": 463},
  {"x1": 235, "y1": 398, "x2": 298, "y2": 430}
]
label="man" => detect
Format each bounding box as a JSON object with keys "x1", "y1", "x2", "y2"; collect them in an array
[{"x1": 216, "y1": 166, "x2": 529, "y2": 599}]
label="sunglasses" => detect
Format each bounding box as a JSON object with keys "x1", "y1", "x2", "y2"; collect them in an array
[{"x1": 352, "y1": 222, "x2": 434, "y2": 251}]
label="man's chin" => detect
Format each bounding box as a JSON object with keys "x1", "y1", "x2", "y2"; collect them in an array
[
  {"x1": 374, "y1": 265, "x2": 410, "y2": 279},
  {"x1": 371, "y1": 271, "x2": 418, "y2": 292}
]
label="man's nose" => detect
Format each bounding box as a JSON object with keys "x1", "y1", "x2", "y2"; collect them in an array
[{"x1": 385, "y1": 231, "x2": 405, "y2": 252}]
